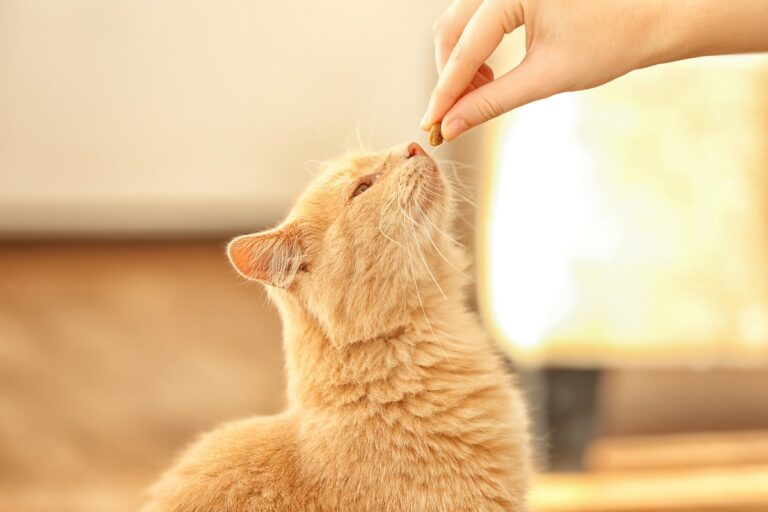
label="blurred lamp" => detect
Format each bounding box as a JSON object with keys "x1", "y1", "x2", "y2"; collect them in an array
[{"x1": 479, "y1": 55, "x2": 768, "y2": 367}]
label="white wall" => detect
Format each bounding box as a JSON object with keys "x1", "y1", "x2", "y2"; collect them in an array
[{"x1": 0, "y1": 0, "x2": 449, "y2": 236}]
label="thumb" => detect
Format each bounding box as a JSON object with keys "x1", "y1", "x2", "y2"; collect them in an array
[{"x1": 440, "y1": 55, "x2": 558, "y2": 140}]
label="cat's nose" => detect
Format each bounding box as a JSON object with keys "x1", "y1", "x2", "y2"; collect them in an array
[{"x1": 406, "y1": 142, "x2": 427, "y2": 159}]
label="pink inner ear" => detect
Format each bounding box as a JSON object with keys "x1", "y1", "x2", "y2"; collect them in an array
[
  {"x1": 227, "y1": 227, "x2": 302, "y2": 287},
  {"x1": 228, "y1": 235, "x2": 271, "y2": 281}
]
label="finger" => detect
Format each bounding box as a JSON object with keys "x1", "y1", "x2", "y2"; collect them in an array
[
  {"x1": 477, "y1": 63, "x2": 494, "y2": 81},
  {"x1": 423, "y1": 0, "x2": 523, "y2": 129},
  {"x1": 433, "y1": 0, "x2": 484, "y2": 75},
  {"x1": 464, "y1": 66, "x2": 494, "y2": 94},
  {"x1": 436, "y1": 65, "x2": 494, "y2": 125},
  {"x1": 440, "y1": 55, "x2": 557, "y2": 140},
  {"x1": 422, "y1": 66, "x2": 492, "y2": 128}
]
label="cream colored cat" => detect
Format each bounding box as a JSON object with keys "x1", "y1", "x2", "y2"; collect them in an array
[{"x1": 142, "y1": 142, "x2": 531, "y2": 511}]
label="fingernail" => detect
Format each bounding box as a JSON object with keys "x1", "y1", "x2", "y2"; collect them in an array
[
  {"x1": 419, "y1": 112, "x2": 430, "y2": 131},
  {"x1": 442, "y1": 118, "x2": 467, "y2": 141}
]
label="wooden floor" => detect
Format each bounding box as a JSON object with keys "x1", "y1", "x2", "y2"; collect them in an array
[
  {"x1": 533, "y1": 464, "x2": 768, "y2": 512},
  {"x1": 538, "y1": 431, "x2": 768, "y2": 512},
  {"x1": 0, "y1": 241, "x2": 285, "y2": 512}
]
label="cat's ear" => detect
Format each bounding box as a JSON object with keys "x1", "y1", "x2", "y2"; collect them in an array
[{"x1": 227, "y1": 224, "x2": 304, "y2": 288}]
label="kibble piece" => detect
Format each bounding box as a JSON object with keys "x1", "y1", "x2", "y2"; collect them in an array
[{"x1": 428, "y1": 123, "x2": 443, "y2": 147}]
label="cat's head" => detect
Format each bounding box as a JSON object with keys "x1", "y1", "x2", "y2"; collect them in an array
[{"x1": 227, "y1": 142, "x2": 464, "y2": 347}]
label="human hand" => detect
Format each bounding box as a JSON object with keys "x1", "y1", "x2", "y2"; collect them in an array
[
  {"x1": 421, "y1": 0, "x2": 672, "y2": 140},
  {"x1": 421, "y1": 0, "x2": 768, "y2": 141}
]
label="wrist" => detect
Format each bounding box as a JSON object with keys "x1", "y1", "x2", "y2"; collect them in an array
[
  {"x1": 642, "y1": 0, "x2": 768, "y2": 67},
  {"x1": 639, "y1": 0, "x2": 686, "y2": 69}
]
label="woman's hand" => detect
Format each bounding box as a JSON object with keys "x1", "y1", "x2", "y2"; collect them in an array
[{"x1": 422, "y1": 0, "x2": 768, "y2": 141}]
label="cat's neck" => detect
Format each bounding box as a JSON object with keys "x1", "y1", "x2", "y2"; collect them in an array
[{"x1": 272, "y1": 282, "x2": 493, "y2": 411}]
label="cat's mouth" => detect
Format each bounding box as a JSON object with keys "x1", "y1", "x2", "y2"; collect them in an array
[
  {"x1": 388, "y1": 143, "x2": 446, "y2": 227},
  {"x1": 415, "y1": 155, "x2": 439, "y2": 175},
  {"x1": 402, "y1": 147, "x2": 440, "y2": 184},
  {"x1": 403, "y1": 142, "x2": 437, "y2": 169}
]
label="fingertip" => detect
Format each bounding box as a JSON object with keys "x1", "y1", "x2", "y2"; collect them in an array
[
  {"x1": 441, "y1": 117, "x2": 468, "y2": 141},
  {"x1": 420, "y1": 94, "x2": 440, "y2": 131},
  {"x1": 419, "y1": 112, "x2": 429, "y2": 131}
]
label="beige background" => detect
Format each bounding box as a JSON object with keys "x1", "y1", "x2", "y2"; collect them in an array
[{"x1": 0, "y1": 0, "x2": 451, "y2": 235}]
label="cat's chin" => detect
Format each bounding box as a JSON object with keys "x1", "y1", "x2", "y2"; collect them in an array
[{"x1": 405, "y1": 153, "x2": 440, "y2": 182}]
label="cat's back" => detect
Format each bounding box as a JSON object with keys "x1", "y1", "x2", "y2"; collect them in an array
[{"x1": 141, "y1": 412, "x2": 304, "y2": 512}]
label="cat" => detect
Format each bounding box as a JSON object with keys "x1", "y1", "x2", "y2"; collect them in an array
[{"x1": 141, "y1": 142, "x2": 531, "y2": 511}]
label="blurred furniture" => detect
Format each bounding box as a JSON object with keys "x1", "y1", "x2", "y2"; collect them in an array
[
  {"x1": 530, "y1": 368, "x2": 768, "y2": 511},
  {"x1": 532, "y1": 430, "x2": 768, "y2": 512},
  {"x1": 585, "y1": 431, "x2": 768, "y2": 471}
]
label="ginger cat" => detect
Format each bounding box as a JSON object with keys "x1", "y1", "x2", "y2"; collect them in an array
[{"x1": 142, "y1": 142, "x2": 531, "y2": 511}]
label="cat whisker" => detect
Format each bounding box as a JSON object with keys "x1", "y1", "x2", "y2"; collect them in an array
[
  {"x1": 378, "y1": 194, "x2": 405, "y2": 248},
  {"x1": 434, "y1": 166, "x2": 481, "y2": 211},
  {"x1": 399, "y1": 202, "x2": 447, "y2": 300},
  {"x1": 440, "y1": 173, "x2": 474, "y2": 199},
  {"x1": 354, "y1": 118, "x2": 366, "y2": 151},
  {"x1": 421, "y1": 190, "x2": 475, "y2": 232},
  {"x1": 424, "y1": 222, "x2": 468, "y2": 277},
  {"x1": 411, "y1": 199, "x2": 468, "y2": 278},
  {"x1": 434, "y1": 158, "x2": 476, "y2": 176},
  {"x1": 421, "y1": 178, "x2": 481, "y2": 211},
  {"x1": 415, "y1": 202, "x2": 466, "y2": 249},
  {"x1": 400, "y1": 185, "x2": 468, "y2": 248},
  {"x1": 304, "y1": 160, "x2": 325, "y2": 177},
  {"x1": 402, "y1": 225, "x2": 449, "y2": 361}
]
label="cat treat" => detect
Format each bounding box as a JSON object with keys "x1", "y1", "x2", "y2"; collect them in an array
[{"x1": 428, "y1": 122, "x2": 443, "y2": 146}]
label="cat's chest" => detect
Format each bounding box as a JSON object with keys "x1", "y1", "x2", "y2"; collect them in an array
[
  {"x1": 305, "y1": 395, "x2": 512, "y2": 468},
  {"x1": 308, "y1": 415, "x2": 517, "y2": 511},
  {"x1": 299, "y1": 386, "x2": 522, "y2": 510}
]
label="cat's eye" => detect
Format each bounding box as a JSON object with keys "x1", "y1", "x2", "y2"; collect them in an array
[
  {"x1": 350, "y1": 168, "x2": 383, "y2": 200},
  {"x1": 352, "y1": 182, "x2": 370, "y2": 197}
]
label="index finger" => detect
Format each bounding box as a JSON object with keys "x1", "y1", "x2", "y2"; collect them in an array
[
  {"x1": 433, "y1": 0, "x2": 484, "y2": 74},
  {"x1": 421, "y1": 0, "x2": 522, "y2": 130}
]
